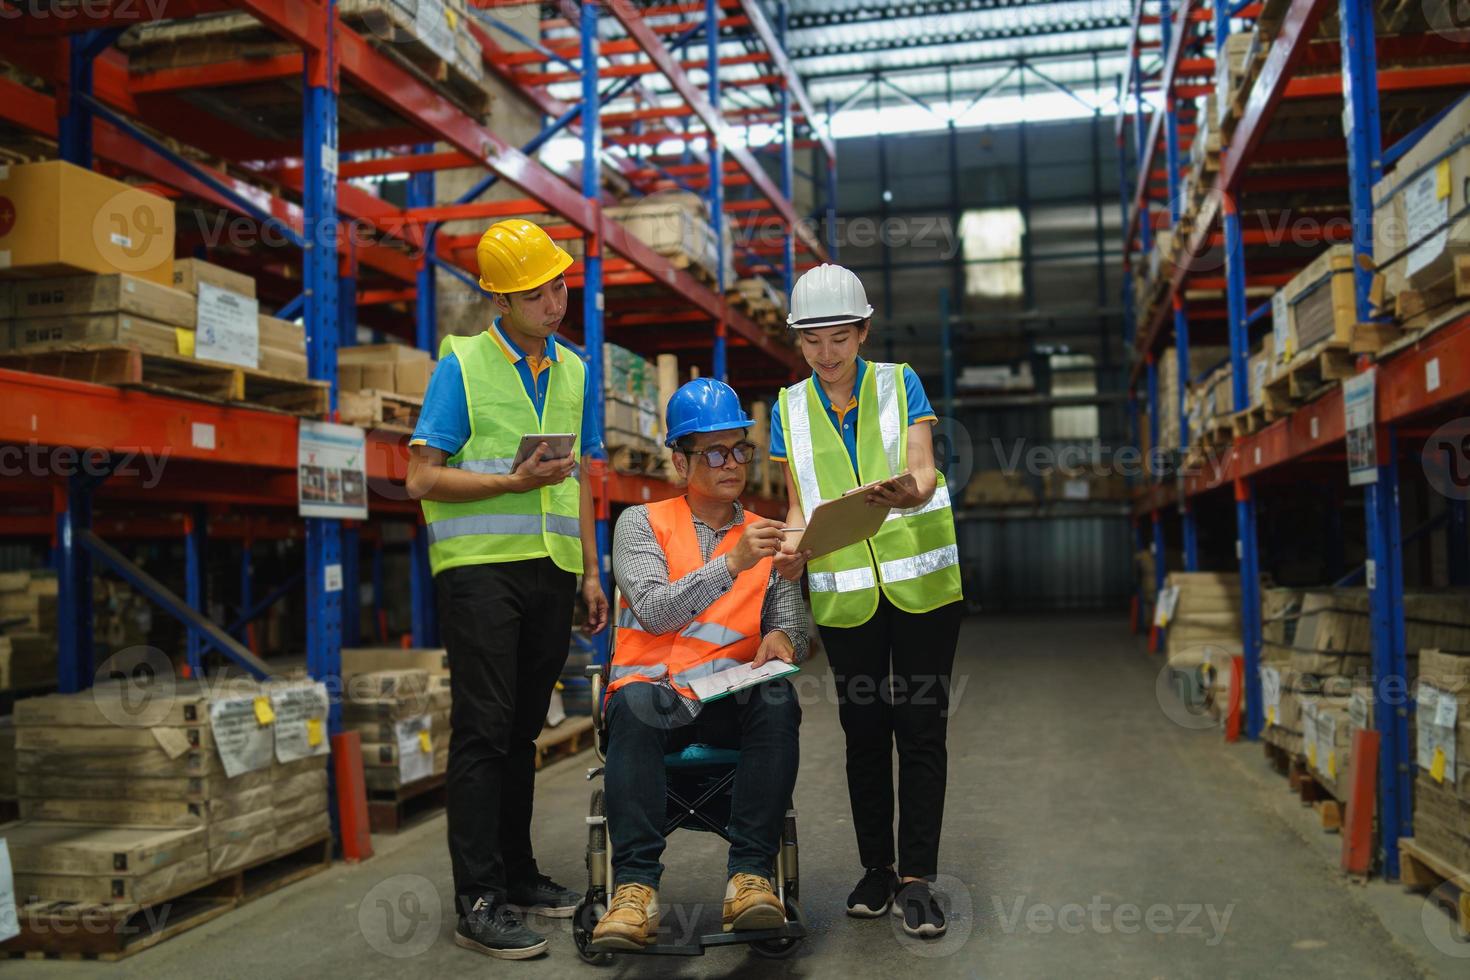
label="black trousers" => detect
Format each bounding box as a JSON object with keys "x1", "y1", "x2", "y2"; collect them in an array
[
  {"x1": 437, "y1": 557, "x2": 574, "y2": 915},
  {"x1": 817, "y1": 594, "x2": 963, "y2": 879}
]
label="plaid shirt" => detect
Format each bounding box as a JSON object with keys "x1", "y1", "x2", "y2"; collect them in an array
[{"x1": 611, "y1": 499, "x2": 809, "y2": 721}]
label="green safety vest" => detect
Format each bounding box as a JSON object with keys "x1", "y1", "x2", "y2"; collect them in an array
[
  {"x1": 780, "y1": 361, "x2": 962, "y2": 627},
  {"x1": 420, "y1": 330, "x2": 584, "y2": 576}
]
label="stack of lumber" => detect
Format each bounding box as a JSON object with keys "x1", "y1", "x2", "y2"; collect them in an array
[
  {"x1": 725, "y1": 277, "x2": 787, "y2": 333},
  {"x1": 5, "y1": 677, "x2": 331, "y2": 905},
  {"x1": 337, "y1": 343, "x2": 434, "y2": 431},
  {"x1": 606, "y1": 192, "x2": 733, "y2": 287}
]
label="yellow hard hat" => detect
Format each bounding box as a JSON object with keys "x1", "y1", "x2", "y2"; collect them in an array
[{"x1": 475, "y1": 218, "x2": 574, "y2": 293}]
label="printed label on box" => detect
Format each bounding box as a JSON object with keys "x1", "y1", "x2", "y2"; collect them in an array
[
  {"x1": 209, "y1": 695, "x2": 275, "y2": 778},
  {"x1": 0, "y1": 840, "x2": 17, "y2": 944},
  {"x1": 271, "y1": 682, "x2": 331, "y2": 764},
  {"x1": 196, "y1": 282, "x2": 260, "y2": 369},
  {"x1": 397, "y1": 715, "x2": 434, "y2": 785},
  {"x1": 1403, "y1": 167, "x2": 1449, "y2": 278}
]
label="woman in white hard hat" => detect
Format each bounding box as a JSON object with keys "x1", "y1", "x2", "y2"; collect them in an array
[{"x1": 770, "y1": 264, "x2": 963, "y2": 939}]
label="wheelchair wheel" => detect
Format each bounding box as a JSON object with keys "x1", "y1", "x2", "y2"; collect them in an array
[
  {"x1": 573, "y1": 897, "x2": 613, "y2": 965},
  {"x1": 749, "y1": 899, "x2": 803, "y2": 960}
]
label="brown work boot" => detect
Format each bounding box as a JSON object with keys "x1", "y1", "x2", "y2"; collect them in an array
[
  {"x1": 722, "y1": 873, "x2": 785, "y2": 932},
  {"x1": 591, "y1": 883, "x2": 659, "y2": 949}
]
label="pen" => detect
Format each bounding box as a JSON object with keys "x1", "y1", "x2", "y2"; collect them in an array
[{"x1": 779, "y1": 527, "x2": 804, "y2": 533}]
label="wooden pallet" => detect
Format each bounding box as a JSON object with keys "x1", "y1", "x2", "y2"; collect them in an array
[
  {"x1": 1229, "y1": 405, "x2": 1268, "y2": 438},
  {"x1": 1260, "y1": 341, "x2": 1354, "y2": 410},
  {"x1": 368, "y1": 771, "x2": 449, "y2": 834},
  {"x1": 338, "y1": 388, "x2": 423, "y2": 433},
  {"x1": 0, "y1": 346, "x2": 329, "y2": 417},
  {"x1": 2, "y1": 835, "x2": 331, "y2": 962},
  {"x1": 607, "y1": 443, "x2": 664, "y2": 476},
  {"x1": 1399, "y1": 837, "x2": 1470, "y2": 938},
  {"x1": 534, "y1": 715, "x2": 594, "y2": 770}
]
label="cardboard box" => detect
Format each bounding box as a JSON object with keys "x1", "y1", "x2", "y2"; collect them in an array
[
  {"x1": 339, "y1": 342, "x2": 430, "y2": 364},
  {"x1": 19, "y1": 796, "x2": 208, "y2": 828},
  {"x1": 258, "y1": 313, "x2": 304, "y2": 353},
  {"x1": 14, "y1": 771, "x2": 254, "y2": 804},
  {"x1": 206, "y1": 807, "x2": 275, "y2": 849},
  {"x1": 1283, "y1": 244, "x2": 1356, "y2": 356},
  {"x1": 173, "y1": 257, "x2": 256, "y2": 298},
  {"x1": 14, "y1": 850, "x2": 212, "y2": 905},
  {"x1": 341, "y1": 647, "x2": 449, "y2": 680},
  {"x1": 0, "y1": 161, "x2": 175, "y2": 286},
  {"x1": 14, "y1": 723, "x2": 213, "y2": 754},
  {"x1": 3, "y1": 821, "x2": 206, "y2": 876},
  {"x1": 12, "y1": 274, "x2": 195, "y2": 327},
  {"x1": 271, "y1": 768, "x2": 329, "y2": 808},
  {"x1": 395, "y1": 359, "x2": 434, "y2": 397},
  {"x1": 275, "y1": 810, "x2": 330, "y2": 851},
  {"x1": 209, "y1": 829, "x2": 278, "y2": 874},
  {"x1": 1372, "y1": 94, "x2": 1470, "y2": 297},
  {"x1": 207, "y1": 785, "x2": 275, "y2": 822}
]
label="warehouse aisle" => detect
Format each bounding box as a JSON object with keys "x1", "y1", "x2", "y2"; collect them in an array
[{"x1": 10, "y1": 614, "x2": 1455, "y2": 978}]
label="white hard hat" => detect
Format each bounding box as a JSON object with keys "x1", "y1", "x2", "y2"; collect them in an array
[{"x1": 787, "y1": 263, "x2": 874, "y2": 329}]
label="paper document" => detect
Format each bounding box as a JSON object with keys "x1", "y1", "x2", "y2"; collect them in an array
[{"x1": 687, "y1": 660, "x2": 800, "y2": 703}]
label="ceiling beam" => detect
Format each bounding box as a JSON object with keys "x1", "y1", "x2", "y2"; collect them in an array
[
  {"x1": 787, "y1": 0, "x2": 1099, "y2": 30},
  {"x1": 791, "y1": 18, "x2": 1131, "y2": 60}
]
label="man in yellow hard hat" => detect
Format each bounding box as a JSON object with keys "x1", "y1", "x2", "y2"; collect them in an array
[{"x1": 407, "y1": 218, "x2": 610, "y2": 960}]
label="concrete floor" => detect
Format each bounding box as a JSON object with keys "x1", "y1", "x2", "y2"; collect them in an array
[{"x1": 10, "y1": 613, "x2": 1465, "y2": 978}]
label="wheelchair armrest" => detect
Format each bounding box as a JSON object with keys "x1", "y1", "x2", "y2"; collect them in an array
[
  {"x1": 588, "y1": 664, "x2": 606, "y2": 734},
  {"x1": 584, "y1": 664, "x2": 606, "y2": 680}
]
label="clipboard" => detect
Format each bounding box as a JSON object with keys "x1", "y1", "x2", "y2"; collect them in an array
[
  {"x1": 787, "y1": 472, "x2": 915, "y2": 560},
  {"x1": 510, "y1": 433, "x2": 576, "y2": 472}
]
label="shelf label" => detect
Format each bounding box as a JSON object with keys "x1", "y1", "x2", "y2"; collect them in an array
[
  {"x1": 1271, "y1": 291, "x2": 1290, "y2": 363},
  {"x1": 1343, "y1": 369, "x2": 1377, "y2": 486},
  {"x1": 1365, "y1": 558, "x2": 1376, "y2": 590},
  {"x1": 324, "y1": 563, "x2": 343, "y2": 593},
  {"x1": 1254, "y1": 446, "x2": 1261, "y2": 466},
  {"x1": 298, "y1": 420, "x2": 369, "y2": 520},
  {"x1": 1235, "y1": 538, "x2": 1243, "y2": 560},
  {"x1": 1310, "y1": 416, "x2": 1319, "y2": 440},
  {"x1": 1426, "y1": 357, "x2": 1441, "y2": 393},
  {"x1": 191, "y1": 422, "x2": 216, "y2": 450},
  {"x1": 1154, "y1": 585, "x2": 1180, "y2": 628},
  {"x1": 195, "y1": 282, "x2": 260, "y2": 370}
]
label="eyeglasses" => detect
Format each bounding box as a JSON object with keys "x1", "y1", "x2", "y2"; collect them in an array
[{"x1": 679, "y1": 441, "x2": 757, "y2": 468}]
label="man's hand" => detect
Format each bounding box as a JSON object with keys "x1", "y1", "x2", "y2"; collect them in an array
[
  {"x1": 513, "y1": 443, "x2": 576, "y2": 492},
  {"x1": 772, "y1": 541, "x2": 812, "y2": 582},
  {"x1": 753, "y1": 629, "x2": 795, "y2": 667},
  {"x1": 582, "y1": 576, "x2": 609, "y2": 635},
  {"x1": 725, "y1": 518, "x2": 784, "y2": 576},
  {"x1": 865, "y1": 477, "x2": 926, "y2": 511}
]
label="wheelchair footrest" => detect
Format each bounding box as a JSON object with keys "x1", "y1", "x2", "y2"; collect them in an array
[{"x1": 620, "y1": 920, "x2": 807, "y2": 957}]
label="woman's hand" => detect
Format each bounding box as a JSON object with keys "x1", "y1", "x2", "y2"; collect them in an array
[{"x1": 865, "y1": 477, "x2": 927, "y2": 511}]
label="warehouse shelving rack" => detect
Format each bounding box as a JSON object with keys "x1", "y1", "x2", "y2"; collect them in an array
[
  {"x1": 0, "y1": 2, "x2": 830, "y2": 727},
  {"x1": 1117, "y1": 0, "x2": 1470, "y2": 877}
]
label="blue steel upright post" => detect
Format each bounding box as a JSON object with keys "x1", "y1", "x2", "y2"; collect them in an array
[
  {"x1": 1215, "y1": 3, "x2": 1262, "y2": 738},
  {"x1": 410, "y1": 143, "x2": 438, "y2": 353},
  {"x1": 1341, "y1": 0, "x2": 1408, "y2": 878},
  {"x1": 706, "y1": 0, "x2": 727, "y2": 381},
  {"x1": 304, "y1": 0, "x2": 343, "y2": 729},
  {"x1": 582, "y1": 0, "x2": 611, "y2": 655}
]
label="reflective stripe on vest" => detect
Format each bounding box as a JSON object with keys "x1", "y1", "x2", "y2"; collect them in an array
[
  {"x1": 607, "y1": 496, "x2": 773, "y2": 700},
  {"x1": 419, "y1": 330, "x2": 585, "y2": 575},
  {"x1": 782, "y1": 361, "x2": 962, "y2": 626}
]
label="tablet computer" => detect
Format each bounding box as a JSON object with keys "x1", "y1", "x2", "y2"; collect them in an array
[{"x1": 510, "y1": 433, "x2": 577, "y2": 473}]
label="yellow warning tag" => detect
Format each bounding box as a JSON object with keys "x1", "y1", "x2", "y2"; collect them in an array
[
  {"x1": 1327, "y1": 751, "x2": 1336, "y2": 779},
  {"x1": 253, "y1": 696, "x2": 275, "y2": 725},
  {"x1": 418, "y1": 730, "x2": 432, "y2": 754},
  {"x1": 1436, "y1": 159, "x2": 1451, "y2": 199},
  {"x1": 445, "y1": 8, "x2": 457, "y2": 29},
  {"x1": 1307, "y1": 743, "x2": 1317, "y2": 767},
  {"x1": 1431, "y1": 746, "x2": 1447, "y2": 783},
  {"x1": 176, "y1": 327, "x2": 196, "y2": 357},
  {"x1": 307, "y1": 718, "x2": 324, "y2": 746},
  {"x1": 1267, "y1": 706, "x2": 1276, "y2": 727}
]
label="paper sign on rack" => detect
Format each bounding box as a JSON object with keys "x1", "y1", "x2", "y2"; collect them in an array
[
  {"x1": 271, "y1": 682, "x2": 331, "y2": 763},
  {"x1": 1342, "y1": 370, "x2": 1377, "y2": 486}
]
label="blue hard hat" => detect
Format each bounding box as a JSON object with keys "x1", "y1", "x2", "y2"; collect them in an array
[{"x1": 664, "y1": 378, "x2": 754, "y2": 447}]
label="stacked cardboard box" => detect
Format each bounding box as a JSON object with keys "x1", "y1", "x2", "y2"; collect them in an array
[
  {"x1": 338, "y1": 343, "x2": 435, "y2": 398},
  {"x1": 1163, "y1": 571, "x2": 1243, "y2": 664},
  {"x1": 603, "y1": 343, "x2": 661, "y2": 454},
  {"x1": 1413, "y1": 649, "x2": 1470, "y2": 869},
  {"x1": 962, "y1": 470, "x2": 1036, "y2": 507},
  {"x1": 1282, "y1": 590, "x2": 1470, "y2": 681},
  {"x1": 1279, "y1": 244, "x2": 1356, "y2": 361},
  {"x1": 173, "y1": 258, "x2": 307, "y2": 381},
  {"x1": 342, "y1": 663, "x2": 450, "y2": 793},
  {"x1": 606, "y1": 191, "x2": 734, "y2": 286},
  {"x1": 1372, "y1": 94, "x2": 1470, "y2": 313},
  {"x1": 0, "y1": 161, "x2": 175, "y2": 286},
  {"x1": 1158, "y1": 345, "x2": 1229, "y2": 451},
  {"x1": 1184, "y1": 361, "x2": 1234, "y2": 438},
  {"x1": 5, "y1": 677, "x2": 331, "y2": 904},
  {"x1": 0, "y1": 570, "x2": 150, "y2": 689},
  {"x1": 0, "y1": 716, "x2": 15, "y2": 801}
]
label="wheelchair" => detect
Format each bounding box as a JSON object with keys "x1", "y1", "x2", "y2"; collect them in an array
[{"x1": 571, "y1": 591, "x2": 806, "y2": 963}]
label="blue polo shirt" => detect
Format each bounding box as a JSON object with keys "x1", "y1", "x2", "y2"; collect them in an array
[
  {"x1": 769, "y1": 359, "x2": 937, "y2": 472},
  {"x1": 410, "y1": 320, "x2": 601, "y2": 456}
]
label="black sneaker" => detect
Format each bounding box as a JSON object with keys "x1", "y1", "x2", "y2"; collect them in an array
[
  {"x1": 507, "y1": 873, "x2": 581, "y2": 918},
  {"x1": 846, "y1": 867, "x2": 899, "y2": 918},
  {"x1": 892, "y1": 880, "x2": 947, "y2": 938},
  {"x1": 455, "y1": 895, "x2": 549, "y2": 959}
]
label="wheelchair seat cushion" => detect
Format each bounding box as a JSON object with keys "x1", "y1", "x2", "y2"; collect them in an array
[{"x1": 663, "y1": 743, "x2": 740, "y2": 769}]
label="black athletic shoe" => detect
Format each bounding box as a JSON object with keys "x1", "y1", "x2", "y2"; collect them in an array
[
  {"x1": 846, "y1": 867, "x2": 899, "y2": 918},
  {"x1": 892, "y1": 880, "x2": 947, "y2": 938},
  {"x1": 455, "y1": 895, "x2": 549, "y2": 959},
  {"x1": 507, "y1": 873, "x2": 581, "y2": 918}
]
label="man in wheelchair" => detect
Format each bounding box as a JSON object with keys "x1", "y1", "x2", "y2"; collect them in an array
[{"x1": 591, "y1": 379, "x2": 808, "y2": 950}]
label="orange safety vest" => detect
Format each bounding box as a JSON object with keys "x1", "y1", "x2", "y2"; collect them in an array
[{"x1": 608, "y1": 496, "x2": 774, "y2": 700}]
